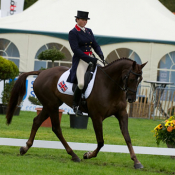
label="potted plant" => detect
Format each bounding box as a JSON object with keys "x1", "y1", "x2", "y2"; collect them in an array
[
  {"x1": 153, "y1": 116, "x2": 175, "y2": 158},
  {"x1": 28, "y1": 96, "x2": 64, "y2": 127},
  {"x1": 1, "y1": 80, "x2": 21, "y2": 115},
  {"x1": 69, "y1": 113, "x2": 89, "y2": 129},
  {"x1": 37, "y1": 47, "x2": 65, "y2": 68},
  {"x1": 0, "y1": 56, "x2": 19, "y2": 115}
]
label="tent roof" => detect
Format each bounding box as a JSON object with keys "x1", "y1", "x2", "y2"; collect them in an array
[{"x1": 0, "y1": 0, "x2": 175, "y2": 45}]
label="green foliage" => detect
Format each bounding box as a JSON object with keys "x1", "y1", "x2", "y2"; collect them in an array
[
  {"x1": 1, "y1": 80, "x2": 15, "y2": 104},
  {"x1": 37, "y1": 47, "x2": 65, "y2": 68},
  {"x1": 153, "y1": 116, "x2": 175, "y2": 146},
  {"x1": 24, "y1": 0, "x2": 38, "y2": 10},
  {"x1": 39, "y1": 67, "x2": 47, "y2": 71},
  {"x1": 0, "y1": 56, "x2": 19, "y2": 81},
  {"x1": 28, "y1": 96, "x2": 41, "y2": 105},
  {"x1": 159, "y1": 0, "x2": 175, "y2": 12}
]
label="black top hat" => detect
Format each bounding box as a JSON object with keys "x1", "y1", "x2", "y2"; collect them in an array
[{"x1": 75, "y1": 11, "x2": 90, "y2": 20}]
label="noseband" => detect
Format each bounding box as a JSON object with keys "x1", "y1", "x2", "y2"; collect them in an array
[
  {"x1": 120, "y1": 69, "x2": 142, "y2": 93},
  {"x1": 99, "y1": 67, "x2": 142, "y2": 93}
]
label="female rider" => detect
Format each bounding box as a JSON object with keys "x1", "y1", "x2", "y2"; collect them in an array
[{"x1": 67, "y1": 10, "x2": 104, "y2": 116}]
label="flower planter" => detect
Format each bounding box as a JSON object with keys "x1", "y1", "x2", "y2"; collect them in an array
[
  {"x1": 166, "y1": 143, "x2": 175, "y2": 159},
  {"x1": 35, "y1": 108, "x2": 64, "y2": 127},
  {"x1": 0, "y1": 104, "x2": 3, "y2": 114},
  {"x1": 69, "y1": 114, "x2": 89, "y2": 129},
  {"x1": 1, "y1": 105, "x2": 21, "y2": 116}
]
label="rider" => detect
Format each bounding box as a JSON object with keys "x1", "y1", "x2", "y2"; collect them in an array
[{"x1": 67, "y1": 10, "x2": 104, "y2": 116}]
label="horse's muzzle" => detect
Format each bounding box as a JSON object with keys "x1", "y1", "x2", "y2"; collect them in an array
[
  {"x1": 128, "y1": 98, "x2": 136, "y2": 103},
  {"x1": 126, "y1": 92, "x2": 136, "y2": 103}
]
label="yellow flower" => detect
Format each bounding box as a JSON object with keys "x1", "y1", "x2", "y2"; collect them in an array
[
  {"x1": 154, "y1": 126, "x2": 158, "y2": 131},
  {"x1": 165, "y1": 122, "x2": 169, "y2": 127},
  {"x1": 170, "y1": 121, "x2": 174, "y2": 126},
  {"x1": 157, "y1": 124, "x2": 163, "y2": 130},
  {"x1": 165, "y1": 121, "x2": 172, "y2": 127}
]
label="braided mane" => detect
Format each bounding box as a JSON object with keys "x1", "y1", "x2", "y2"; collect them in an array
[{"x1": 104, "y1": 57, "x2": 134, "y2": 68}]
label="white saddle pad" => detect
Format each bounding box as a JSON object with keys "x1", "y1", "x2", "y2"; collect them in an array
[{"x1": 57, "y1": 67, "x2": 97, "y2": 99}]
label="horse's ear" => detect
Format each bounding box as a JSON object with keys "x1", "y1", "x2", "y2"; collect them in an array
[
  {"x1": 132, "y1": 61, "x2": 136, "y2": 69},
  {"x1": 141, "y1": 61, "x2": 148, "y2": 69}
]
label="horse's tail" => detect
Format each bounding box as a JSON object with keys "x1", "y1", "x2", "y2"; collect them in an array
[{"x1": 6, "y1": 71, "x2": 41, "y2": 125}]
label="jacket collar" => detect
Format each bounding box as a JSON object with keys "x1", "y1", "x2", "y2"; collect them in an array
[{"x1": 75, "y1": 24, "x2": 86, "y2": 32}]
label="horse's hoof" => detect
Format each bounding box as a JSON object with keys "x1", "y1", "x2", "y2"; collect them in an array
[
  {"x1": 72, "y1": 157, "x2": 81, "y2": 162},
  {"x1": 134, "y1": 163, "x2": 144, "y2": 169},
  {"x1": 83, "y1": 151, "x2": 92, "y2": 159},
  {"x1": 20, "y1": 147, "x2": 27, "y2": 155}
]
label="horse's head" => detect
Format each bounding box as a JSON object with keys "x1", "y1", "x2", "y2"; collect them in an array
[{"x1": 122, "y1": 61, "x2": 147, "y2": 103}]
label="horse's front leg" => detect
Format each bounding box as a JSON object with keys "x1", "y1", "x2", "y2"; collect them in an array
[
  {"x1": 115, "y1": 111, "x2": 143, "y2": 169},
  {"x1": 49, "y1": 108, "x2": 80, "y2": 162},
  {"x1": 83, "y1": 116, "x2": 104, "y2": 159}
]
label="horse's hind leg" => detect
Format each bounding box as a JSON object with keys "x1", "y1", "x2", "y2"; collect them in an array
[
  {"x1": 115, "y1": 111, "x2": 143, "y2": 169},
  {"x1": 20, "y1": 107, "x2": 49, "y2": 155},
  {"x1": 49, "y1": 107, "x2": 81, "y2": 162}
]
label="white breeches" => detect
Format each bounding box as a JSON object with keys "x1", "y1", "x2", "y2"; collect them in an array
[{"x1": 76, "y1": 59, "x2": 89, "y2": 90}]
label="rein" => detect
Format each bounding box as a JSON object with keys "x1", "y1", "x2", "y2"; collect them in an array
[{"x1": 98, "y1": 62, "x2": 142, "y2": 93}]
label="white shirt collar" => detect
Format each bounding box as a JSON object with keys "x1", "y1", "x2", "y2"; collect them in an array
[{"x1": 77, "y1": 24, "x2": 86, "y2": 32}]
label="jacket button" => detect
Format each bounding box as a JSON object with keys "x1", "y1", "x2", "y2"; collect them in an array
[{"x1": 86, "y1": 50, "x2": 88, "y2": 51}]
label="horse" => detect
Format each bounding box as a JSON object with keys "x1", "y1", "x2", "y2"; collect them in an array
[{"x1": 6, "y1": 58, "x2": 147, "y2": 169}]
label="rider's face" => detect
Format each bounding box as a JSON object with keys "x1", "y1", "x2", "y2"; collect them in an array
[{"x1": 77, "y1": 18, "x2": 87, "y2": 28}]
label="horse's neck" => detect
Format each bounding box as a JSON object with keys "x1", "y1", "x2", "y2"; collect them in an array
[{"x1": 103, "y1": 60, "x2": 132, "y2": 80}]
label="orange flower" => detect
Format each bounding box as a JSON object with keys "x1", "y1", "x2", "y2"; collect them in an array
[
  {"x1": 167, "y1": 126, "x2": 173, "y2": 132},
  {"x1": 172, "y1": 120, "x2": 175, "y2": 125}
]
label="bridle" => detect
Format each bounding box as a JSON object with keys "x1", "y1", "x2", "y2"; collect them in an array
[
  {"x1": 98, "y1": 66, "x2": 142, "y2": 93},
  {"x1": 121, "y1": 69, "x2": 142, "y2": 93}
]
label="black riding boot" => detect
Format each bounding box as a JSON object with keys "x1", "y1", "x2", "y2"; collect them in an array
[{"x1": 72, "y1": 86, "x2": 83, "y2": 116}]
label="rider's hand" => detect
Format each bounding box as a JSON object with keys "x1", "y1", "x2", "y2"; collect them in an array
[{"x1": 91, "y1": 58, "x2": 98, "y2": 64}]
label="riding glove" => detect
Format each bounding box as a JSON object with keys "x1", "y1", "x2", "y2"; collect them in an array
[{"x1": 91, "y1": 58, "x2": 98, "y2": 64}]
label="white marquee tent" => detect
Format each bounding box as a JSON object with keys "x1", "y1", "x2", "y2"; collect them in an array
[{"x1": 0, "y1": 0, "x2": 175, "y2": 85}]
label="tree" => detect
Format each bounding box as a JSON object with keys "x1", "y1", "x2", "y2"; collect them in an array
[
  {"x1": 37, "y1": 47, "x2": 65, "y2": 68},
  {"x1": 1, "y1": 80, "x2": 15, "y2": 104},
  {"x1": 0, "y1": 56, "x2": 19, "y2": 104},
  {"x1": 0, "y1": 56, "x2": 19, "y2": 81},
  {"x1": 159, "y1": 0, "x2": 175, "y2": 12},
  {"x1": 24, "y1": 0, "x2": 38, "y2": 10}
]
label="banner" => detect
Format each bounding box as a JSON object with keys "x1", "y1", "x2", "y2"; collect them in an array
[
  {"x1": 1, "y1": 0, "x2": 24, "y2": 17},
  {"x1": 0, "y1": 78, "x2": 73, "y2": 114}
]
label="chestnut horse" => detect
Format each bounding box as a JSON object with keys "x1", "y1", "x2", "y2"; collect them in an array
[{"x1": 6, "y1": 58, "x2": 147, "y2": 169}]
